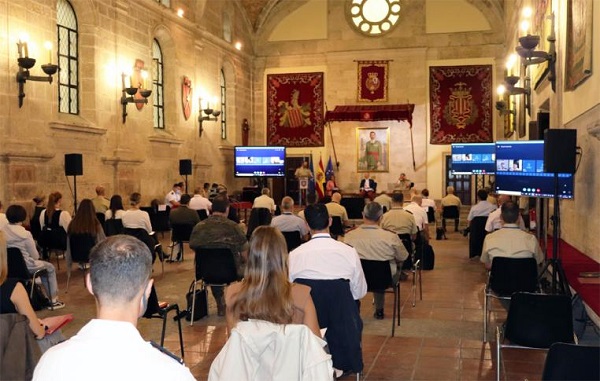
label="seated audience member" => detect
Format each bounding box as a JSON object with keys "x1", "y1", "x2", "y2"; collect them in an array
[
  {"x1": 189, "y1": 195, "x2": 249, "y2": 316},
  {"x1": 252, "y1": 188, "x2": 276, "y2": 214},
  {"x1": 271, "y1": 197, "x2": 310, "y2": 241},
  {"x1": 29, "y1": 195, "x2": 46, "y2": 243},
  {"x1": 381, "y1": 192, "x2": 418, "y2": 241},
  {"x1": 105, "y1": 195, "x2": 125, "y2": 220},
  {"x1": 0, "y1": 201, "x2": 7, "y2": 230},
  {"x1": 344, "y1": 202, "x2": 407, "y2": 319},
  {"x1": 122, "y1": 193, "x2": 152, "y2": 233},
  {"x1": 440, "y1": 186, "x2": 462, "y2": 232},
  {"x1": 297, "y1": 193, "x2": 318, "y2": 222},
  {"x1": 359, "y1": 173, "x2": 377, "y2": 201},
  {"x1": 404, "y1": 194, "x2": 430, "y2": 242},
  {"x1": 485, "y1": 195, "x2": 526, "y2": 232},
  {"x1": 164, "y1": 182, "x2": 183, "y2": 208},
  {"x1": 168, "y1": 194, "x2": 200, "y2": 261},
  {"x1": 467, "y1": 189, "x2": 497, "y2": 224},
  {"x1": 218, "y1": 187, "x2": 241, "y2": 224},
  {"x1": 0, "y1": 232, "x2": 65, "y2": 354},
  {"x1": 480, "y1": 201, "x2": 544, "y2": 270},
  {"x1": 325, "y1": 192, "x2": 349, "y2": 227},
  {"x1": 246, "y1": 207, "x2": 272, "y2": 240},
  {"x1": 39, "y1": 192, "x2": 72, "y2": 237},
  {"x1": 226, "y1": 226, "x2": 320, "y2": 337},
  {"x1": 91, "y1": 186, "x2": 110, "y2": 215},
  {"x1": 373, "y1": 191, "x2": 393, "y2": 213},
  {"x1": 66, "y1": 199, "x2": 106, "y2": 265},
  {"x1": 288, "y1": 204, "x2": 367, "y2": 301},
  {"x1": 2, "y1": 205, "x2": 65, "y2": 310},
  {"x1": 189, "y1": 186, "x2": 212, "y2": 214},
  {"x1": 325, "y1": 175, "x2": 340, "y2": 198},
  {"x1": 33, "y1": 235, "x2": 195, "y2": 380},
  {"x1": 420, "y1": 189, "x2": 436, "y2": 211}
]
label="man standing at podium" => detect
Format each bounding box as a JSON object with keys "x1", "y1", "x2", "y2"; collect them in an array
[{"x1": 295, "y1": 160, "x2": 313, "y2": 205}]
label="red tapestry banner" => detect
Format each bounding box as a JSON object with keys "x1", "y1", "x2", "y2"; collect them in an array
[
  {"x1": 429, "y1": 65, "x2": 493, "y2": 144},
  {"x1": 267, "y1": 72, "x2": 324, "y2": 147},
  {"x1": 357, "y1": 61, "x2": 388, "y2": 102}
]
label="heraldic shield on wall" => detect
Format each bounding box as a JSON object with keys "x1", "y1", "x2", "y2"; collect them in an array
[
  {"x1": 266, "y1": 72, "x2": 324, "y2": 147},
  {"x1": 429, "y1": 65, "x2": 493, "y2": 144}
]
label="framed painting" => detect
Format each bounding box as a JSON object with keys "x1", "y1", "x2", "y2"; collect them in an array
[
  {"x1": 357, "y1": 127, "x2": 389, "y2": 172},
  {"x1": 565, "y1": 0, "x2": 593, "y2": 90}
]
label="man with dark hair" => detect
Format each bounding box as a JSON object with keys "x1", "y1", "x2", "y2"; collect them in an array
[
  {"x1": 168, "y1": 194, "x2": 200, "y2": 261},
  {"x1": 288, "y1": 204, "x2": 367, "y2": 301},
  {"x1": 164, "y1": 182, "x2": 183, "y2": 208},
  {"x1": 271, "y1": 196, "x2": 309, "y2": 241},
  {"x1": 189, "y1": 195, "x2": 248, "y2": 316},
  {"x1": 480, "y1": 201, "x2": 544, "y2": 270},
  {"x1": 344, "y1": 202, "x2": 407, "y2": 319},
  {"x1": 33, "y1": 235, "x2": 195, "y2": 380},
  {"x1": 297, "y1": 193, "x2": 317, "y2": 221},
  {"x1": 467, "y1": 189, "x2": 497, "y2": 223},
  {"x1": 420, "y1": 188, "x2": 436, "y2": 211}
]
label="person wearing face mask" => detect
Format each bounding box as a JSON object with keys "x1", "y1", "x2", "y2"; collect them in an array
[
  {"x1": 164, "y1": 182, "x2": 184, "y2": 209},
  {"x1": 33, "y1": 235, "x2": 195, "y2": 381}
]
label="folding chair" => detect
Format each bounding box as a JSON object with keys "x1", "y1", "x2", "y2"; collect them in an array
[
  {"x1": 426, "y1": 206, "x2": 435, "y2": 224},
  {"x1": 359, "y1": 259, "x2": 400, "y2": 336},
  {"x1": 330, "y1": 216, "x2": 345, "y2": 240},
  {"x1": 541, "y1": 342, "x2": 600, "y2": 380},
  {"x1": 197, "y1": 209, "x2": 209, "y2": 221},
  {"x1": 441, "y1": 205, "x2": 460, "y2": 233},
  {"x1": 168, "y1": 223, "x2": 194, "y2": 262},
  {"x1": 6, "y1": 247, "x2": 48, "y2": 298},
  {"x1": 142, "y1": 285, "x2": 185, "y2": 359},
  {"x1": 483, "y1": 257, "x2": 539, "y2": 342},
  {"x1": 66, "y1": 233, "x2": 96, "y2": 292},
  {"x1": 95, "y1": 212, "x2": 105, "y2": 226},
  {"x1": 282, "y1": 231, "x2": 302, "y2": 252},
  {"x1": 190, "y1": 248, "x2": 241, "y2": 326},
  {"x1": 468, "y1": 216, "x2": 488, "y2": 258},
  {"x1": 103, "y1": 218, "x2": 124, "y2": 236},
  {"x1": 495, "y1": 292, "x2": 575, "y2": 381}
]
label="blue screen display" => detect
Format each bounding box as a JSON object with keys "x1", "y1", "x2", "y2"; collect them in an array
[
  {"x1": 234, "y1": 146, "x2": 286, "y2": 177},
  {"x1": 451, "y1": 143, "x2": 496, "y2": 174},
  {"x1": 495, "y1": 140, "x2": 574, "y2": 199}
]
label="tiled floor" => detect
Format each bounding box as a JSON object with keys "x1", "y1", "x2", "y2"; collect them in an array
[{"x1": 38, "y1": 230, "x2": 599, "y2": 380}]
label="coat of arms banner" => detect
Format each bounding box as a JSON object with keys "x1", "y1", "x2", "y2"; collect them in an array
[
  {"x1": 429, "y1": 65, "x2": 493, "y2": 144},
  {"x1": 357, "y1": 61, "x2": 389, "y2": 102},
  {"x1": 266, "y1": 72, "x2": 324, "y2": 147}
]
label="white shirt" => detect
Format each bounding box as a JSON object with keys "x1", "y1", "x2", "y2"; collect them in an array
[
  {"x1": 485, "y1": 208, "x2": 526, "y2": 232},
  {"x1": 39, "y1": 209, "x2": 72, "y2": 231},
  {"x1": 271, "y1": 213, "x2": 309, "y2": 236},
  {"x1": 164, "y1": 190, "x2": 181, "y2": 206},
  {"x1": 189, "y1": 194, "x2": 212, "y2": 213},
  {"x1": 404, "y1": 202, "x2": 428, "y2": 231},
  {"x1": 289, "y1": 233, "x2": 367, "y2": 300},
  {"x1": 421, "y1": 198, "x2": 436, "y2": 212},
  {"x1": 33, "y1": 319, "x2": 195, "y2": 381},
  {"x1": 122, "y1": 209, "x2": 152, "y2": 233},
  {"x1": 480, "y1": 224, "x2": 544, "y2": 267},
  {"x1": 467, "y1": 200, "x2": 497, "y2": 221},
  {"x1": 104, "y1": 209, "x2": 126, "y2": 220},
  {"x1": 253, "y1": 195, "x2": 276, "y2": 212}
]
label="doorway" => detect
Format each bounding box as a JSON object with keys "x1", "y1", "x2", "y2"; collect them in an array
[{"x1": 444, "y1": 155, "x2": 472, "y2": 205}]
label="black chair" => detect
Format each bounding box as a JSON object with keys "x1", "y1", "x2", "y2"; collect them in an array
[
  {"x1": 143, "y1": 285, "x2": 185, "y2": 359},
  {"x1": 6, "y1": 247, "x2": 47, "y2": 298},
  {"x1": 142, "y1": 206, "x2": 171, "y2": 238},
  {"x1": 246, "y1": 208, "x2": 271, "y2": 240},
  {"x1": 123, "y1": 228, "x2": 164, "y2": 275},
  {"x1": 330, "y1": 216, "x2": 345, "y2": 240},
  {"x1": 495, "y1": 292, "x2": 575, "y2": 381},
  {"x1": 483, "y1": 257, "x2": 539, "y2": 342},
  {"x1": 397, "y1": 233, "x2": 413, "y2": 270},
  {"x1": 197, "y1": 209, "x2": 209, "y2": 221},
  {"x1": 541, "y1": 343, "x2": 600, "y2": 380},
  {"x1": 104, "y1": 218, "x2": 124, "y2": 236},
  {"x1": 360, "y1": 259, "x2": 400, "y2": 336},
  {"x1": 426, "y1": 206, "x2": 435, "y2": 224},
  {"x1": 441, "y1": 205, "x2": 460, "y2": 232},
  {"x1": 168, "y1": 223, "x2": 195, "y2": 262},
  {"x1": 281, "y1": 231, "x2": 303, "y2": 252},
  {"x1": 468, "y1": 216, "x2": 488, "y2": 258},
  {"x1": 40, "y1": 226, "x2": 67, "y2": 269},
  {"x1": 30, "y1": 206, "x2": 44, "y2": 243},
  {"x1": 294, "y1": 278, "x2": 363, "y2": 376},
  {"x1": 66, "y1": 233, "x2": 96, "y2": 292},
  {"x1": 95, "y1": 213, "x2": 105, "y2": 226},
  {"x1": 191, "y1": 248, "x2": 241, "y2": 326}
]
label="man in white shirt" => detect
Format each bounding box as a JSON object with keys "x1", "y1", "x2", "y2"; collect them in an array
[
  {"x1": 252, "y1": 188, "x2": 276, "y2": 214},
  {"x1": 189, "y1": 186, "x2": 212, "y2": 215},
  {"x1": 164, "y1": 182, "x2": 183, "y2": 208},
  {"x1": 33, "y1": 235, "x2": 195, "y2": 381},
  {"x1": 404, "y1": 195, "x2": 430, "y2": 242},
  {"x1": 271, "y1": 196, "x2": 309, "y2": 241},
  {"x1": 420, "y1": 189, "x2": 436, "y2": 211},
  {"x1": 288, "y1": 204, "x2": 367, "y2": 301},
  {"x1": 467, "y1": 189, "x2": 497, "y2": 223},
  {"x1": 485, "y1": 194, "x2": 526, "y2": 232}
]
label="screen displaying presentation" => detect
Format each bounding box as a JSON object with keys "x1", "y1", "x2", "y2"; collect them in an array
[
  {"x1": 234, "y1": 146, "x2": 286, "y2": 177},
  {"x1": 494, "y1": 140, "x2": 574, "y2": 199},
  {"x1": 450, "y1": 143, "x2": 496, "y2": 174}
]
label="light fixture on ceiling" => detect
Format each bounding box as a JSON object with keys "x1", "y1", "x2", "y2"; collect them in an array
[{"x1": 15, "y1": 36, "x2": 58, "y2": 108}]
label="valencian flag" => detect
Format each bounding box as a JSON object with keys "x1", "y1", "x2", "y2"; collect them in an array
[
  {"x1": 326, "y1": 156, "x2": 334, "y2": 180},
  {"x1": 315, "y1": 156, "x2": 326, "y2": 199},
  {"x1": 308, "y1": 155, "x2": 315, "y2": 195}
]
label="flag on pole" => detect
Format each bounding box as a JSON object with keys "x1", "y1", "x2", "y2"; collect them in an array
[
  {"x1": 308, "y1": 155, "x2": 315, "y2": 195},
  {"x1": 326, "y1": 156, "x2": 334, "y2": 179},
  {"x1": 315, "y1": 155, "x2": 326, "y2": 199}
]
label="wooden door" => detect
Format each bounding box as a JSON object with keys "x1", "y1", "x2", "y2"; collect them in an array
[{"x1": 445, "y1": 155, "x2": 472, "y2": 205}]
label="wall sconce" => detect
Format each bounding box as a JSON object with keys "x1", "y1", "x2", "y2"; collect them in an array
[
  {"x1": 121, "y1": 69, "x2": 152, "y2": 124},
  {"x1": 495, "y1": 86, "x2": 515, "y2": 116},
  {"x1": 15, "y1": 38, "x2": 58, "y2": 108},
  {"x1": 198, "y1": 97, "x2": 220, "y2": 137},
  {"x1": 515, "y1": 14, "x2": 556, "y2": 91}
]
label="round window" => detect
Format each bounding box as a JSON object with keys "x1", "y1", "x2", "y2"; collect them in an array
[{"x1": 348, "y1": 0, "x2": 401, "y2": 36}]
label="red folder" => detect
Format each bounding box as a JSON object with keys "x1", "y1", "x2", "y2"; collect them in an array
[{"x1": 41, "y1": 314, "x2": 73, "y2": 334}]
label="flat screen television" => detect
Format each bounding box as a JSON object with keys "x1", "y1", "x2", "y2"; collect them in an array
[
  {"x1": 234, "y1": 146, "x2": 286, "y2": 177},
  {"x1": 494, "y1": 140, "x2": 574, "y2": 199},
  {"x1": 451, "y1": 143, "x2": 496, "y2": 174}
]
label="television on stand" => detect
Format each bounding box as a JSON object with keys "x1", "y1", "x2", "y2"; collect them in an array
[
  {"x1": 234, "y1": 146, "x2": 286, "y2": 178},
  {"x1": 450, "y1": 143, "x2": 496, "y2": 175}
]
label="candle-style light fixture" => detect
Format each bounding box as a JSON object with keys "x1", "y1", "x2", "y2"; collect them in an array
[
  {"x1": 198, "y1": 96, "x2": 221, "y2": 137},
  {"x1": 121, "y1": 68, "x2": 152, "y2": 124},
  {"x1": 515, "y1": 12, "x2": 556, "y2": 91},
  {"x1": 15, "y1": 37, "x2": 58, "y2": 108}
]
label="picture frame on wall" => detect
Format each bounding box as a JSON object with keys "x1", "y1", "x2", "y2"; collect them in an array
[{"x1": 357, "y1": 127, "x2": 389, "y2": 172}]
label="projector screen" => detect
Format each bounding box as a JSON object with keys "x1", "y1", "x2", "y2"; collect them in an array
[{"x1": 234, "y1": 146, "x2": 286, "y2": 178}]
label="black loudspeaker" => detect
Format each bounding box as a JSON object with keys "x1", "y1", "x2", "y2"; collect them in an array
[
  {"x1": 544, "y1": 129, "x2": 576, "y2": 173},
  {"x1": 179, "y1": 159, "x2": 192, "y2": 175},
  {"x1": 64, "y1": 153, "x2": 83, "y2": 176},
  {"x1": 530, "y1": 112, "x2": 550, "y2": 140}
]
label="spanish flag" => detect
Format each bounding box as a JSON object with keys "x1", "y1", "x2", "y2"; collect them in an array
[{"x1": 315, "y1": 155, "x2": 326, "y2": 199}]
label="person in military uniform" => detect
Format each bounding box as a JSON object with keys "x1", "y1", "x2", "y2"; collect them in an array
[
  {"x1": 189, "y1": 195, "x2": 248, "y2": 316},
  {"x1": 365, "y1": 131, "x2": 382, "y2": 170},
  {"x1": 168, "y1": 194, "x2": 200, "y2": 261},
  {"x1": 295, "y1": 160, "x2": 313, "y2": 205},
  {"x1": 33, "y1": 235, "x2": 195, "y2": 380}
]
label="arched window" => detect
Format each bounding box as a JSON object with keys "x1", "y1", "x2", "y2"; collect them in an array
[
  {"x1": 152, "y1": 39, "x2": 164, "y2": 129},
  {"x1": 220, "y1": 68, "x2": 227, "y2": 140},
  {"x1": 57, "y1": 0, "x2": 79, "y2": 114}
]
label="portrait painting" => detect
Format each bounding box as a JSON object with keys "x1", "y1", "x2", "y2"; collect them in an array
[{"x1": 357, "y1": 127, "x2": 389, "y2": 172}]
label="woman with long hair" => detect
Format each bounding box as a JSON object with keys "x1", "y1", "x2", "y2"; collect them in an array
[
  {"x1": 105, "y1": 195, "x2": 125, "y2": 220},
  {"x1": 225, "y1": 226, "x2": 320, "y2": 337},
  {"x1": 39, "y1": 192, "x2": 72, "y2": 232}
]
